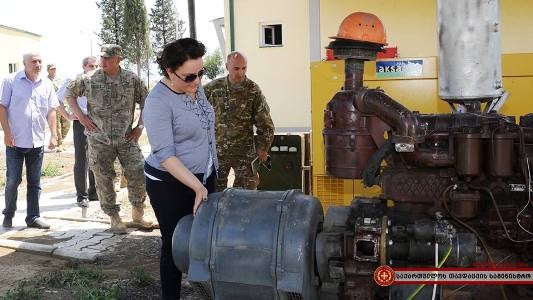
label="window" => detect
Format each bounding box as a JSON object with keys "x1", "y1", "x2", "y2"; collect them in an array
[
  {"x1": 8, "y1": 63, "x2": 17, "y2": 73},
  {"x1": 260, "y1": 24, "x2": 283, "y2": 47}
]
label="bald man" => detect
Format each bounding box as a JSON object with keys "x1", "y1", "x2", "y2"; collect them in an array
[
  {"x1": 204, "y1": 51, "x2": 274, "y2": 191},
  {"x1": 0, "y1": 52, "x2": 59, "y2": 229}
]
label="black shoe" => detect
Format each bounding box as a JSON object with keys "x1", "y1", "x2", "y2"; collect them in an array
[
  {"x1": 77, "y1": 199, "x2": 89, "y2": 207},
  {"x1": 27, "y1": 218, "x2": 50, "y2": 229},
  {"x1": 89, "y1": 197, "x2": 99, "y2": 202},
  {"x1": 2, "y1": 217, "x2": 12, "y2": 228}
]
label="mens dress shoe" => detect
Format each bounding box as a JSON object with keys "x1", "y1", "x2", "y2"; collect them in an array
[
  {"x1": 27, "y1": 218, "x2": 50, "y2": 229},
  {"x1": 2, "y1": 217, "x2": 12, "y2": 228}
]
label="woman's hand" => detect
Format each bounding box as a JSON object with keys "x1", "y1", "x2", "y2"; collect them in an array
[{"x1": 193, "y1": 185, "x2": 209, "y2": 215}]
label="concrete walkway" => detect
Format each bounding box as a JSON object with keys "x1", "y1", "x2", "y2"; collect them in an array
[{"x1": 0, "y1": 129, "x2": 157, "y2": 262}]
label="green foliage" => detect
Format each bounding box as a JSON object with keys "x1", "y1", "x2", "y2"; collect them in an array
[
  {"x1": 42, "y1": 268, "x2": 104, "y2": 288},
  {"x1": 40, "y1": 267, "x2": 120, "y2": 299},
  {"x1": 129, "y1": 267, "x2": 155, "y2": 287},
  {"x1": 123, "y1": 0, "x2": 151, "y2": 77},
  {"x1": 97, "y1": 0, "x2": 125, "y2": 45},
  {"x1": 2, "y1": 267, "x2": 120, "y2": 300},
  {"x1": 41, "y1": 161, "x2": 62, "y2": 177},
  {"x1": 1, "y1": 282, "x2": 41, "y2": 300},
  {"x1": 150, "y1": 0, "x2": 185, "y2": 56},
  {"x1": 204, "y1": 50, "x2": 224, "y2": 80},
  {"x1": 77, "y1": 285, "x2": 120, "y2": 300}
]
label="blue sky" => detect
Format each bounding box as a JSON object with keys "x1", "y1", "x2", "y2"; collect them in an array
[{"x1": 0, "y1": 0, "x2": 223, "y2": 78}]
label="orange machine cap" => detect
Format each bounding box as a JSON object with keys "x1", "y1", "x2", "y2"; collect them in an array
[{"x1": 330, "y1": 12, "x2": 387, "y2": 45}]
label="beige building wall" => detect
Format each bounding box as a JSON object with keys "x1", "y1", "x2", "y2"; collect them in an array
[
  {"x1": 224, "y1": 0, "x2": 311, "y2": 131},
  {"x1": 0, "y1": 25, "x2": 41, "y2": 79}
]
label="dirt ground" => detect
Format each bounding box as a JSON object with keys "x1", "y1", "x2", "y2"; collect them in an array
[{"x1": 0, "y1": 148, "x2": 205, "y2": 299}]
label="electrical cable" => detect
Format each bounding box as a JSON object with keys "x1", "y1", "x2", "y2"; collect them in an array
[
  {"x1": 406, "y1": 243, "x2": 452, "y2": 300},
  {"x1": 431, "y1": 242, "x2": 438, "y2": 300},
  {"x1": 443, "y1": 185, "x2": 509, "y2": 300},
  {"x1": 470, "y1": 185, "x2": 533, "y2": 243},
  {"x1": 516, "y1": 156, "x2": 533, "y2": 236}
]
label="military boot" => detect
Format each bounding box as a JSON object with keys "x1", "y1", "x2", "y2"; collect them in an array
[
  {"x1": 109, "y1": 213, "x2": 127, "y2": 234},
  {"x1": 129, "y1": 206, "x2": 155, "y2": 230}
]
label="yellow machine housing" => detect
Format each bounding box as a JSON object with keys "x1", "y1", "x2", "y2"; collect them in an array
[{"x1": 311, "y1": 53, "x2": 533, "y2": 212}]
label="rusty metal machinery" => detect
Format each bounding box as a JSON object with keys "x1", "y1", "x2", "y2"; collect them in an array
[{"x1": 320, "y1": 1, "x2": 533, "y2": 299}]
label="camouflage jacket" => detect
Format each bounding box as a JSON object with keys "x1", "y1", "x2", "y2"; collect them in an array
[
  {"x1": 204, "y1": 76, "x2": 274, "y2": 158},
  {"x1": 65, "y1": 68, "x2": 147, "y2": 144}
]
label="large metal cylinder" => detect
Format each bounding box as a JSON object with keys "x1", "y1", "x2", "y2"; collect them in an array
[
  {"x1": 487, "y1": 132, "x2": 514, "y2": 177},
  {"x1": 173, "y1": 189, "x2": 323, "y2": 300},
  {"x1": 323, "y1": 91, "x2": 377, "y2": 179},
  {"x1": 455, "y1": 133, "x2": 482, "y2": 177},
  {"x1": 437, "y1": 0, "x2": 503, "y2": 102}
]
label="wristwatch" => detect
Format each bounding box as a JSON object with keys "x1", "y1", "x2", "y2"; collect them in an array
[{"x1": 137, "y1": 124, "x2": 144, "y2": 130}]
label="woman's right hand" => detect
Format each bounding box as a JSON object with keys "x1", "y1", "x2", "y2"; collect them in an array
[{"x1": 193, "y1": 185, "x2": 209, "y2": 216}]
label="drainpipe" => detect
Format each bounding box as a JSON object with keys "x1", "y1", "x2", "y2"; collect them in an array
[
  {"x1": 188, "y1": 0, "x2": 196, "y2": 39},
  {"x1": 229, "y1": 0, "x2": 235, "y2": 51}
]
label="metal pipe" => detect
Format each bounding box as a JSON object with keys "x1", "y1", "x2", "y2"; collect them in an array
[
  {"x1": 188, "y1": 0, "x2": 196, "y2": 39},
  {"x1": 355, "y1": 88, "x2": 423, "y2": 151},
  {"x1": 344, "y1": 58, "x2": 364, "y2": 90},
  {"x1": 229, "y1": 0, "x2": 235, "y2": 51}
]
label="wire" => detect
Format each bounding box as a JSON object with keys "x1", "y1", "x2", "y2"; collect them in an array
[
  {"x1": 406, "y1": 244, "x2": 452, "y2": 300},
  {"x1": 431, "y1": 242, "x2": 438, "y2": 300},
  {"x1": 470, "y1": 185, "x2": 533, "y2": 243},
  {"x1": 443, "y1": 185, "x2": 509, "y2": 300},
  {"x1": 516, "y1": 156, "x2": 533, "y2": 236}
]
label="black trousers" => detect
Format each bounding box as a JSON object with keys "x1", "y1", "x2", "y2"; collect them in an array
[
  {"x1": 145, "y1": 163, "x2": 215, "y2": 300},
  {"x1": 73, "y1": 120, "x2": 97, "y2": 201}
]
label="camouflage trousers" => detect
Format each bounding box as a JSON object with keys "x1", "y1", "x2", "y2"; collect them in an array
[
  {"x1": 56, "y1": 115, "x2": 71, "y2": 146},
  {"x1": 88, "y1": 139, "x2": 146, "y2": 215},
  {"x1": 216, "y1": 155, "x2": 259, "y2": 192}
]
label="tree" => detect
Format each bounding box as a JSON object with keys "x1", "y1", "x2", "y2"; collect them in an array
[
  {"x1": 204, "y1": 50, "x2": 224, "y2": 80},
  {"x1": 123, "y1": 0, "x2": 151, "y2": 77},
  {"x1": 97, "y1": 0, "x2": 125, "y2": 45},
  {"x1": 150, "y1": 0, "x2": 186, "y2": 56}
]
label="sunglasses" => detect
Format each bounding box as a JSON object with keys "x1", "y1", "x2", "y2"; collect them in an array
[
  {"x1": 174, "y1": 68, "x2": 205, "y2": 83},
  {"x1": 251, "y1": 155, "x2": 272, "y2": 176}
]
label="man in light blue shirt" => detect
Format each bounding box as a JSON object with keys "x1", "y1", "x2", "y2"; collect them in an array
[
  {"x1": 56, "y1": 56, "x2": 98, "y2": 208},
  {"x1": 0, "y1": 52, "x2": 59, "y2": 229}
]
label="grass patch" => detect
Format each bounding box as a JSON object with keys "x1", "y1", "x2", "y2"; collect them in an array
[
  {"x1": 1, "y1": 282, "x2": 41, "y2": 300},
  {"x1": 38, "y1": 267, "x2": 120, "y2": 300},
  {"x1": 130, "y1": 267, "x2": 155, "y2": 287},
  {"x1": 42, "y1": 267, "x2": 103, "y2": 288},
  {"x1": 41, "y1": 161, "x2": 62, "y2": 177},
  {"x1": 77, "y1": 284, "x2": 120, "y2": 300},
  {"x1": 0, "y1": 177, "x2": 5, "y2": 188}
]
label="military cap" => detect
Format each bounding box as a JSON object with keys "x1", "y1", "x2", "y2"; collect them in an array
[
  {"x1": 100, "y1": 44, "x2": 122, "y2": 58},
  {"x1": 47, "y1": 64, "x2": 56, "y2": 70}
]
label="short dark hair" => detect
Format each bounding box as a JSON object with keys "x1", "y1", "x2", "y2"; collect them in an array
[{"x1": 157, "y1": 38, "x2": 206, "y2": 78}]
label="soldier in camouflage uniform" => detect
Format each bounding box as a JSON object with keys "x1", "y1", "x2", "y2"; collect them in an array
[
  {"x1": 204, "y1": 51, "x2": 274, "y2": 191},
  {"x1": 65, "y1": 44, "x2": 152, "y2": 234},
  {"x1": 47, "y1": 64, "x2": 70, "y2": 150}
]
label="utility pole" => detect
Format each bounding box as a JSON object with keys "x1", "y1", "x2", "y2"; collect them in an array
[{"x1": 187, "y1": 0, "x2": 196, "y2": 38}]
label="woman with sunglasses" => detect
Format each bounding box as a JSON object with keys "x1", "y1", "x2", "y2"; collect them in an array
[{"x1": 142, "y1": 38, "x2": 218, "y2": 300}]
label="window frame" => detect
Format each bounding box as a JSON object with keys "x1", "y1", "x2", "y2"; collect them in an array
[{"x1": 259, "y1": 23, "x2": 283, "y2": 48}]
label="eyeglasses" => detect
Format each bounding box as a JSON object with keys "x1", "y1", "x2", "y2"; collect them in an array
[
  {"x1": 174, "y1": 68, "x2": 205, "y2": 83},
  {"x1": 251, "y1": 155, "x2": 272, "y2": 176},
  {"x1": 87, "y1": 64, "x2": 97, "y2": 68}
]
